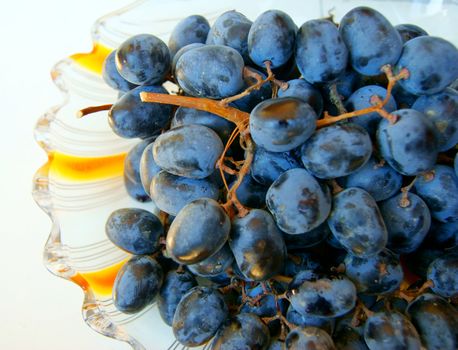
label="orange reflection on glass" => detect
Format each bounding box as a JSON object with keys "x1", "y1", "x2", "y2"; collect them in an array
[
  {"x1": 70, "y1": 42, "x2": 113, "y2": 75},
  {"x1": 48, "y1": 152, "x2": 126, "y2": 181}
]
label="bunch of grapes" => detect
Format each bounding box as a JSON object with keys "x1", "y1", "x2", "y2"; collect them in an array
[{"x1": 80, "y1": 6, "x2": 458, "y2": 349}]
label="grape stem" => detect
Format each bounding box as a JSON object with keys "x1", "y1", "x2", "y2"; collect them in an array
[
  {"x1": 399, "y1": 177, "x2": 417, "y2": 208},
  {"x1": 329, "y1": 83, "x2": 347, "y2": 115},
  {"x1": 77, "y1": 104, "x2": 112, "y2": 118}
]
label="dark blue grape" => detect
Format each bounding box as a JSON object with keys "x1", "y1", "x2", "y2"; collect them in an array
[
  {"x1": 285, "y1": 327, "x2": 335, "y2": 350},
  {"x1": 150, "y1": 170, "x2": 219, "y2": 216},
  {"x1": 364, "y1": 311, "x2": 422, "y2": 350},
  {"x1": 102, "y1": 50, "x2": 137, "y2": 92},
  {"x1": 395, "y1": 36, "x2": 458, "y2": 95},
  {"x1": 157, "y1": 270, "x2": 197, "y2": 326},
  {"x1": 327, "y1": 188, "x2": 387, "y2": 257},
  {"x1": 116, "y1": 34, "x2": 170, "y2": 85},
  {"x1": 206, "y1": 10, "x2": 252, "y2": 64},
  {"x1": 166, "y1": 198, "x2": 230, "y2": 264},
  {"x1": 113, "y1": 256, "x2": 163, "y2": 314},
  {"x1": 344, "y1": 249, "x2": 403, "y2": 294},
  {"x1": 173, "y1": 286, "x2": 228, "y2": 347},
  {"x1": 230, "y1": 209, "x2": 286, "y2": 281},
  {"x1": 109, "y1": 85, "x2": 172, "y2": 139},
  {"x1": 345, "y1": 85, "x2": 397, "y2": 135},
  {"x1": 124, "y1": 139, "x2": 155, "y2": 201},
  {"x1": 233, "y1": 174, "x2": 268, "y2": 209},
  {"x1": 277, "y1": 79, "x2": 324, "y2": 116},
  {"x1": 407, "y1": 293, "x2": 458, "y2": 350},
  {"x1": 425, "y1": 220, "x2": 458, "y2": 249},
  {"x1": 427, "y1": 253, "x2": 458, "y2": 297},
  {"x1": 168, "y1": 15, "x2": 210, "y2": 57},
  {"x1": 248, "y1": 10, "x2": 296, "y2": 68},
  {"x1": 289, "y1": 274, "x2": 356, "y2": 318},
  {"x1": 395, "y1": 23, "x2": 428, "y2": 43},
  {"x1": 283, "y1": 222, "x2": 330, "y2": 250},
  {"x1": 266, "y1": 168, "x2": 331, "y2": 234},
  {"x1": 301, "y1": 123, "x2": 372, "y2": 179},
  {"x1": 377, "y1": 109, "x2": 439, "y2": 175},
  {"x1": 175, "y1": 45, "x2": 245, "y2": 99},
  {"x1": 414, "y1": 165, "x2": 458, "y2": 222},
  {"x1": 250, "y1": 97, "x2": 317, "y2": 152},
  {"x1": 171, "y1": 43, "x2": 204, "y2": 75},
  {"x1": 412, "y1": 88, "x2": 458, "y2": 151},
  {"x1": 379, "y1": 193, "x2": 431, "y2": 253},
  {"x1": 295, "y1": 19, "x2": 348, "y2": 84},
  {"x1": 211, "y1": 313, "x2": 270, "y2": 350},
  {"x1": 187, "y1": 244, "x2": 233, "y2": 278},
  {"x1": 139, "y1": 143, "x2": 161, "y2": 197},
  {"x1": 251, "y1": 146, "x2": 302, "y2": 186},
  {"x1": 286, "y1": 305, "x2": 334, "y2": 334},
  {"x1": 152, "y1": 124, "x2": 224, "y2": 179},
  {"x1": 338, "y1": 156, "x2": 402, "y2": 202},
  {"x1": 339, "y1": 7, "x2": 402, "y2": 76},
  {"x1": 171, "y1": 106, "x2": 235, "y2": 143},
  {"x1": 333, "y1": 321, "x2": 369, "y2": 350},
  {"x1": 105, "y1": 208, "x2": 163, "y2": 255}
]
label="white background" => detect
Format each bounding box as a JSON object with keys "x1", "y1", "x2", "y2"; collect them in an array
[{"x1": 0, "y1": 1, "x2": 132, "y2": 349}]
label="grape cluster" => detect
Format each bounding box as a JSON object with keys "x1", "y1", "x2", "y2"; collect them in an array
[{"x1": 82, "y1": 5, "x2": 458, "y2": 349}]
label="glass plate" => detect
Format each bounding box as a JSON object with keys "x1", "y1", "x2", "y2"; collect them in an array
[{"x1": 32, "y1": 0, "x2": 458, "y2": 349}]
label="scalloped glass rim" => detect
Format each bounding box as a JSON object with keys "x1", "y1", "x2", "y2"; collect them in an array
[{"x1": 32, "y1": 1, "x2": 458, "y2": 349}]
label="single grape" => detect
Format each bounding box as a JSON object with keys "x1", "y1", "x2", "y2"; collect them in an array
[
  {"x1": 395, "y1": 23, "x2": 428, "y2": 43},
  {"x1": 152, "y1": 124, "x2": 224, "y2": 179},
  {"x1": 248, "y1": 10, "x2": 296, "y2": 68},
  {"x1": 157, "y1": 269, "x2": 197, "y2": 326},
  {"x1": 166, "y1": 198, "x2": 230, "y2": 264},
  {"x1": 113, "y1": 255, "x2": 163, "y2": 314},
  {"x1": 187, "y1": 244, "x2": 234, "y2": 278},
  {"x1": 150, "y1": 170, "x2": 220, "y2": 216},
  {"x1": 123, "y1": 139, "x2": 155, "y2": 201},
  {"x1": 407, "y1": 293, "x2": 458, "y2": 350},
  {"x1": 116, "y1": 34, "x2": 170, "y2": 85},
  {"x1": 229, "y1": 209, "x2": 286, "y2": 281},
  {"x1": 289, "y1": 274, "x2": 357, "y2": 318},
  {"x1": 412, "y1": 88, "x2": 458, "y2": 151},
  {"x1": 105, "y1": 208, "x2": 163, "y2": 255},
  {"x1": 339, "y1": 7, "x2": 402, "y2": 76},
  {"x1": 345, "y1": 85, "x2": 397, "y2": 136},
  {"x1": 168, "y1": 15, "x2": 210, "y2": 57},
  {"x1": 173, "y1": 286, "x2": 228, "y2": 347},
  {"x1": 251, "y1": 146, "x2": 302, "y2": 186},
  {"x1": 327, "y1": 188, "x2": 388, "y2": 257},
  {"x1": 376, "y1": 109, "x2": 439, "y2": 175},
  {"x1": 364, "y1": 311, "x2": 422, "y2": 350},
  {"x1": 175, "y1": 45, "x2": 245, "y2": 99},
  {"x1": 301, "y1": 123, "x2": 373, "y2": 179},
  {"x1": 211, "y1": 313, "x2": 270, "y2": 350},
  {"x1": 206, "y1": 10, "x2": 252, "y2": 64},
  {"x1": 109, "y1": 85, "x2": 172, "y2": 139},
  {"x1": 102, "y1": 50, "x2": 137, "y2": 92},
  {"x1": 285, "y1": 327, "x2": 336, "y2": 350},
  {"x1": 344, "y1": 249, "x2": 404, "y2": 295},
  {"x1": 379, "y1": 193, "x2": 431, "y2": 253},
  {"x1": 139, "y1": 143, "x2": 161, "y2": 197},
  {"x1": 249, "y1": 97, "x2": 317, "y2": 152},
  {"x1": 277, "y1": 78, "x2": 324, "y2": 116},
  {"x1": 337, "y1": 156, "x2": 403, "y2": 202},
  {"x1": 286, "y1": 305, "x2": 334, "y2": 334},
  {"x1": 171, "y1": 43, "x2": 204, "y2": 75},
  {"x1": 414, "y1": 165, "x2": 458, "y2": 222},
  {"x1": 266, "y1": 168, "x2": 332, "y2": 234},
  {"x1": 171, "y1": 106, "x2": 235, "y2": 143},
  {"x1": 395, "y1": 36, "x2": 458, "y2": 95},
  {"x1": 427, "y1": 253, "x2": 458, "y2": 297},
  {"x1": 295, "y1": 19, "x2": 348, "y2": 84}
]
